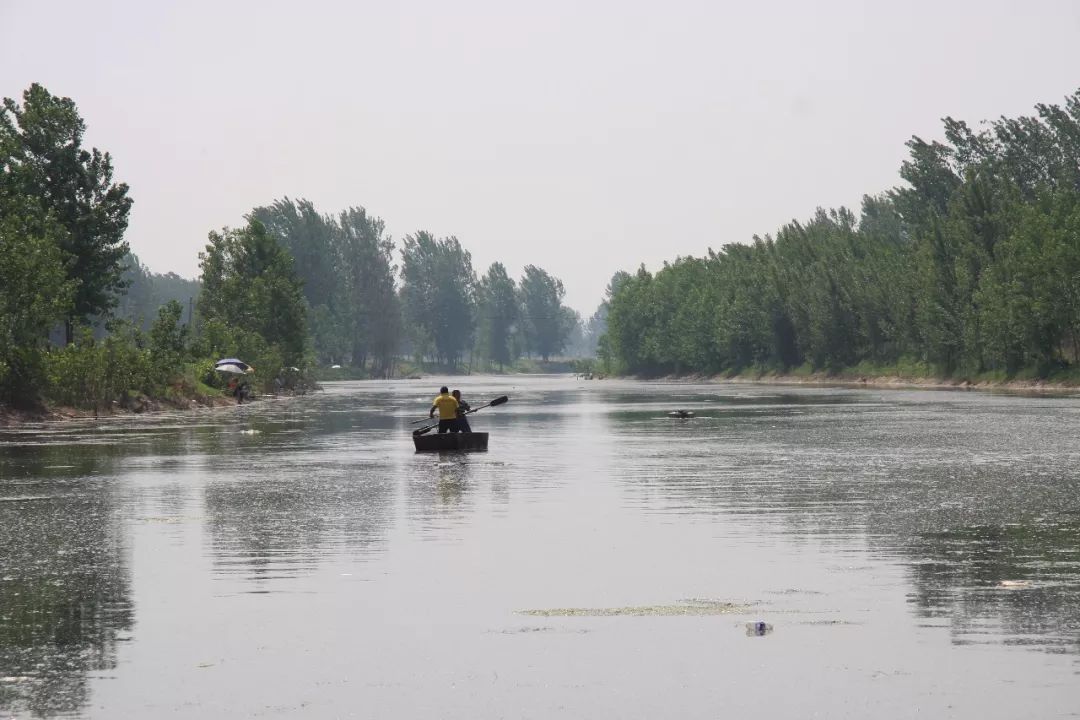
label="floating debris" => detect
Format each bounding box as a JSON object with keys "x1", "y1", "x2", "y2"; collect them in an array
[
  {"x1": 667, "y1": 410, "x2": 695, "y2": 419},
  {"x1": 997, "y1": 580, "x2": 1032, "y2": 589},
  {"x1": 746, "y1": 621, "x2": 773, "y2": 636},
  {"x1": 764, "y1": 588, "x2": 825, "y2": 596},
  {"x1": 517, "y1": 599, "x2": 746, "y2": 617},
  {"x1": 489, "y1": 626, "x2": 558, "y2": 634}
]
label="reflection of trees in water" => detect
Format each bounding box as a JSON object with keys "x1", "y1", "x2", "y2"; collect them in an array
[
  {"x1": 903, "y1": 520, "x2": 1080, "y2": 653},
  {"x1": 861, "y1": 462, "x2": 1080, "y2": 655},
  {"x1": 612, "y1": 407, "x2": 1080, "y2": 656},
  {"x1": 405, "y1": 457, "x2": 477, "y2": 531},
  {"x1": 203, "y1": 463, "x2": 394, "y2": 580},
  {"x1": 0, "y1": 482, "x2": 132, "y2": 717}
]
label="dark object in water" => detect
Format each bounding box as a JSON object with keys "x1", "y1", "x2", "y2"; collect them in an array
[
  {"x1": 668, "y1": 410, "x2": 694, "y2": 418},
  {"x1": 413, "y1": 432, "x2": 489, "y2": 452},
  {"x1": 746, "y1": 621, "x2": 773, "y2": 636}
]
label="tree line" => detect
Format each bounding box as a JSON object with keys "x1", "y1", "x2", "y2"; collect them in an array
[
  {"x1": 0, "y1": 83, "x2": 582, "y2": 411},
  {"x1": 0, "y1": 83, "x2": 314, "y2": 410},
  {"x1": 600, "y1": 89, "x2": 1080, "y2": 381},
  {"x1": 246, "y1": 197, "x2": 583, "y2": 372}
]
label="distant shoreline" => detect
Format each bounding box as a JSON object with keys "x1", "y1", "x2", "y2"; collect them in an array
[
  {"x1": 656, "y1": 370, "x2": 1080, "y2": 395},
  {"x1": 7, "y1": 368, "x2": 1076, "y2": 428}
]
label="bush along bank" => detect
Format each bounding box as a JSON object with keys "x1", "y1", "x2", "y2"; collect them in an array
[{"x1": 2, "y1": 301, "x2": 317, "y2": 422}]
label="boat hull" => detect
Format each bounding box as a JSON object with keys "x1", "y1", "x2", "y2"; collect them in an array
[{"x1": 413, "y1": 432, "x2": 489, "y2": 452}]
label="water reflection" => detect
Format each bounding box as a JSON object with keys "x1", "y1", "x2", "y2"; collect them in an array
[
  {"x1": 607, "y1": 387, "x2": 1080, "y2": 656},
  {"x1": 3, "y1": 378, "x2": 1080, "y2": 719},
  {"x1": 405, "y1": 455, "x2": 477, "y2": 532},
  {"x1": 0, "y1": 478, "x2": 132, "y2": 717},
  {"x1": 907, "y1": 523, "x2": 1080, "y2": 653},
  {"x1": 203, "y1": 462, "x2": 396, "y2": 582}
]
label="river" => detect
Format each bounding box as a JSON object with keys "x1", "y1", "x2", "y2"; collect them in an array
[{"x1": 2, "y1": 375, "x2": 1079, "y2": 719}]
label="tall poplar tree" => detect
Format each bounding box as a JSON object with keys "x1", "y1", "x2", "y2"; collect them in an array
[
  {"x1": 338, "y1": 206, "x2": 400, "y2": 373},
  {"x1": 477, "y1": 262, "x2": 517, "y2": 369},
  {"x1": 198, "y1": 219, "x2": 308, "y2": 365},
  {"x1": 518, "y1": 265, "x2": 574, "y2": 361},
  {"x1": 0, "y1": 84, "x2": 132, "y2": 341},
  {"x1": 399, "y1": 232, "x2": 476, "y2": 366}
]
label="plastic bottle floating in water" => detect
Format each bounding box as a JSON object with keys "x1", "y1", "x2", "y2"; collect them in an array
[{"x1": 745, "y1": 621, "x2": 773, "y2": 636}]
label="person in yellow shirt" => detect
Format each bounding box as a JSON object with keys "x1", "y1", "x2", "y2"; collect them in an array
[{"x1": 429, "y1": 386, "x2": 459, "y2": 433}]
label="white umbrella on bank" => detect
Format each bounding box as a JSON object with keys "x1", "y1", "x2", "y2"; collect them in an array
[
  {"x1": 215, "y1": 358, "x2": 253, "y2": 374},
  {"x1": 215, "y1": 364, "x2": 250, "y2": 375}
]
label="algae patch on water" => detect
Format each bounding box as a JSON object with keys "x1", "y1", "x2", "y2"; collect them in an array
[{"x1": 517, "y1": 599, "x2": 747, "y2": 617}]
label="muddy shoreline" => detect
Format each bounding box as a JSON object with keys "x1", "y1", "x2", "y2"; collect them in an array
[{"x1": 0, "y1": 393, "x2": 238, "y2": 427}]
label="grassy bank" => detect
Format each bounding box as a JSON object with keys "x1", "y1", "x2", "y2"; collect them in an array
[
  {"x1": 1, "y1": 355, "x2": 313, "y2": 426},
  {"x1": 0, "y1": 377, "x2": 236, "y2": 425}
]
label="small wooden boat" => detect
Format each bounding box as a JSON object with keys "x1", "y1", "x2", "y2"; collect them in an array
[
  {"x1": 413, "y1": 432, "x2": 489, "y2": 452},
  {"x1": 667, "y1": 410, "x2": 694, "y2": 419}
]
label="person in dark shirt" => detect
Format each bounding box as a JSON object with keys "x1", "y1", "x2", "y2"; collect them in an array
[{"x1": 451, "y1": 389, "x2": 471, "y2": 433}]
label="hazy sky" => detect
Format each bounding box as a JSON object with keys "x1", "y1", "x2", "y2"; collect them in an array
[{"x1": 3, "y1": 1, "x2": 1080, "y2": 313}]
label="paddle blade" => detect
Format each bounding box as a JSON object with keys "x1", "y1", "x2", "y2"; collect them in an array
[
  {"x1": 413, "y1": 425, "x2": 437, "y2": 436},
  {"x1": 463, "y1": 395, "x2": 509, "y2": 415}
]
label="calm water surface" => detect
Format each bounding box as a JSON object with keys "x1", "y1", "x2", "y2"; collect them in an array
[{"x1": 2, "y1": 376, "x2": 1079, "y2": 719}]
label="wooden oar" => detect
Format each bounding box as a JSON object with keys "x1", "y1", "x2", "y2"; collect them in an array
[{"x1": 413, "y1": 395, "x2": 508, "y2": 436}]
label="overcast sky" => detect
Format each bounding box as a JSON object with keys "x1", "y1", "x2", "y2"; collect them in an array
[{"x1": 3, "y1": 1, "x2": 1080, "y2": 313}]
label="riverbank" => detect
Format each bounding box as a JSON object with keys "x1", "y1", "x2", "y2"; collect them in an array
[
  {"x1": 0, "y1": 392, "x2": 239, "y2": 427},
  {"x1": 700, "y1": 368, "x2": 1080, "y2": 393}
]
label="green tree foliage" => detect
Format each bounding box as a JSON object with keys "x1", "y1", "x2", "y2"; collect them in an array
[
  {"x1": 0, "y1": 200, "x2": 75, "y2": 406},
  {"x1": 198, "y1": 220, "x2": 308, "y2": 375},
  {"x1": 601, "y1": 89, "x2": 1080, "y2": 381},
  {"x1": 148, "y1": 300, "x2": 189, "y2": 373},
  {"x1": 249, "y1": 198, "x2": 345, "y2": 363},
  {"x1": 115, "y1": 252, "x2": 200, "y2": 331},
  {"x1": 337, "y1": 207, "x2": 400, "y2": 375},
  {"x1": 604, "y1": 266, "x2": 655, "y2": 373},
  {"x1": 44, "y1": 324, "x2": 153, "y2": 410},
  {"x1": 399, "y1": 232, "x2": 476, "y2": 365},
  {"x1": 250, "y1": 199, "x2": 338, "y2": 310},
  {"x1": 591, "y1": 271, "x2": 630, "y2": 366},
  {"x1": 580, "y1": 271, "x2": 630, "y2": 359},
  {"x1": 248, "y1": 199, "x2": 401, "y2": 372},
  {"x1": 561, "y1": 310, "x2": 590, "y2": 358},
  {"x1": 518, "y1": 265, "x2": 575, "y2": 361},
  {"x1": 0, "y1": 84, "x2": 133, "y2": 340},
  {"x1": 476, "y1": 262, "x2": 518, "y2": 369}
]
